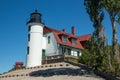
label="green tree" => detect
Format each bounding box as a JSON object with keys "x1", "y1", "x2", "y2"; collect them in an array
[
  {"x1": 83, "y1": 0, "x2": 120, "y2": 75},
  {"x1": 101, "y1": 0, "x2": 120, "y2": 75},
  {"x1": 84, "y1": 0, "x2": 106, "y2": 71}
]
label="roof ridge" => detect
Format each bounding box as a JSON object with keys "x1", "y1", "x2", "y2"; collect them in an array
[
  {"x1": 78, "y1": 34, "x2": 92, "y2": 38},
  {"x1": 44, "y1": 26, "x2": 60, "y2": 32}
]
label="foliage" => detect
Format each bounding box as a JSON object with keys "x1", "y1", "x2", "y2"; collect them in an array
[
  {"x1": 84, "y1": 0, "x2": 107, "y2": 71},
  {"x1": 81, "y1": 0, "x2": 120, "y2": 76},
  {"x1": 100, "y1": 0, "x2": 120, "y2": 75},
  {"x1": 78, "y1": 49, "x2": 91, "y2": 65},
  {"x1": 79, "y1": 36, "x2": 108, "y2": 71}
]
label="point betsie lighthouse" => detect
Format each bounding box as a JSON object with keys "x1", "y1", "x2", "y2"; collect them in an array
[
  {"x1": 25, "y1": 10, "x2": 91, "y2": 68},
  {"x1": 26, "y1": 10, "x2": 44, "y2": 67}
]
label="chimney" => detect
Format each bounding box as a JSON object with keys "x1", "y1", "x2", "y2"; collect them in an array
[
  {"x1": 72, "y1": 26, "x2": 75, "y2": 35},
  {"x1": 62, "y1": 29, "x2": 66, "y2": 33}
]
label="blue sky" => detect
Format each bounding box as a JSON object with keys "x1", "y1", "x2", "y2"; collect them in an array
[{"x1": 0, "y1": 0, "x2": 119, "y2": 74}]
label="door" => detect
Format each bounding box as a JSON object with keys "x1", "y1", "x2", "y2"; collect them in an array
[{"x1": 42, "y1": 49, "x2": 46, "y2": 59}]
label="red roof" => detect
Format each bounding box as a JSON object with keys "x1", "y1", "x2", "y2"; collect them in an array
[
  {"x1": 78, "y1": 34, "x2": 92, "y2": 41},
  {"x1": 44, "y1": 26, "x2": 91, "y2": 49},
  {"x1": 15, "y1": 62, "x2": 24, "y2": 65}
]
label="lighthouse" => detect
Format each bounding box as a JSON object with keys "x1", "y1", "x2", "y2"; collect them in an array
[{"x1": 26, "y1": 10, "x2": 44, "y2": 67}]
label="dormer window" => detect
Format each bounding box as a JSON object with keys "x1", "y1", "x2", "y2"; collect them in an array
[
  {"x1": 71, "y1": 38, "x2": 77, "y2": 46},
  {"x1": 62, "y1": 35, "x2": 67, "y2": 43}
]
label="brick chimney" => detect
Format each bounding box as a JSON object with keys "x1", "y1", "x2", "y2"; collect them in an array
[{"x1": 72, "y1": 26, "x2": 75, "y2": 35}]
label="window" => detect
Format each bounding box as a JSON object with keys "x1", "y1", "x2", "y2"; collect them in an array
[
  {"x1": 61, "y1": 46, "x2": 67, "y2": 55},
  {"x1": 72, "y1": 38, "x2": 76, "y2": 46},
  {"x1": 28, "y1": 34, "x2": 30, "y2": 41},
  {"x1": 62, "y1": 35, "x2": 67, "y2": 43},
  {"x1": 28, "y1": 26, "x2": 31, "y2": 32},
  {"x1": 77, "y1": 51, "x2": 79, "y2": 56},
  {"x1": 48, "y1": 36, "x2": 50, "y2": 44},
  {"x1": 68, "y1": 48, "x2": 71, "y2": 55},
  {"x1": 27, "y1": 47, "x2": 29, "y2": 55}
]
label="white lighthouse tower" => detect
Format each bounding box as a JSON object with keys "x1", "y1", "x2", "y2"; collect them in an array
[{"x1": 26, "y1": 10, "x2": 44, "y2": 67}]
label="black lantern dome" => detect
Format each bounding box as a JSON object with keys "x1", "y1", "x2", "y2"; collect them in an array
[{"x1": 27, "y1": 10, "x2": 42, "y2": 24}]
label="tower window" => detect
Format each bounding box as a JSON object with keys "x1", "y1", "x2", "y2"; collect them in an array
[
  {"x1": 28, "y1": 34, "x2": 30, "y2": 41},
  {"x1": 28, "y1": 26, "x2": 31, "y2": 32},
  {"x1": 48, "y1": 36, "x2": 51, "y2": 44},
  {"x1": 27, "y1": 47, "x2": 29, "y2": 55}
]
